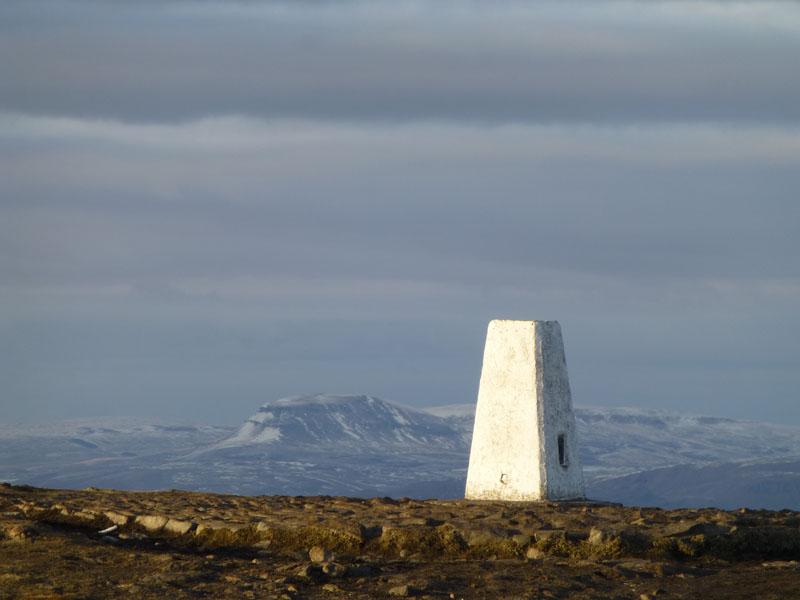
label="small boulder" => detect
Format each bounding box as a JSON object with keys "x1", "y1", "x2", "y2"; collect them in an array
[
  {"x1": 526, "y1": 546, "x2": 545, "y2": 560},
  {"x1": 588, "y1": 527, "x2": 617, "y2": 546},
  {"x1": 388, "y1": 584, "x2": 422, "y2": 597},
  {"x1": 464, "y1": 526, "x2": 507, "y2": 547},
  {"x1": 164, "y1": 519, "x2": 193, "y2": 535},
  {"x1": 73, "y1": 510, "x2": 97, "y2": 521},
  {"x1": 6, "y1": 524, "x2": 32, "y2": 541},
  {"x1": 313, "y1": 519, "x2": 365, "y2": 545},
  {"x1": 135, "y1": 515, "x2": 169, "y2": 532},
  {"x1": 310, "y1": 545, "x2": 334, "y2": 562},
  {"x1": 104, "y1": 511, "x2": 131, "y2": 526}
]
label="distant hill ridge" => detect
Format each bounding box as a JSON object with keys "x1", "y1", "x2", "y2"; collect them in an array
[{"x1": 2, "y1": 394, "x2": 800, "y2": 509}]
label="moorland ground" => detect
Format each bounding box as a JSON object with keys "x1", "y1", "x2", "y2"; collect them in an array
[{"x1": 1, "y1": 483, "x2": 799, "y2": 599}]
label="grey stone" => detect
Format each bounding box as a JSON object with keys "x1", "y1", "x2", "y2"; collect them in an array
[
  {"x1": 104, "y1": 511, "x2": 131, "y2": 526},
  {"x1": 164, "y1": 519, "x2": 193, "y2": 535},
  {"x1": 388, "y1": 584, "x2": 421, "y2": 597},
  {"x1": 135, "y1": 515, "x2": 169, "y2": 532},
  {"x1": 309, "y1": 545, "x2": 333, "y2": 562},
  {"x1": 465, "y1": 527, "x2": 507, "y2": 547},
  {"x1": 526, "y1": 546, "x2": 545, "y2": 560},
  {"x1": 588, "y1": 527, "x2": 617, "y2": 546},
  {"x1": 6, "y1": 524, "x2": 31, "y2": 541}
]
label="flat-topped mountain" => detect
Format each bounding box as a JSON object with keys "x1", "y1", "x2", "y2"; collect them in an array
[{"x1": 212, "y1": 394, "x2": 465, "y2": 452}]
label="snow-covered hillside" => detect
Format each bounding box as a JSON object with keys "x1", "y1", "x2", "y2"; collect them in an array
[
  {"x1": 2, "y1": 395, "x2": 799, "y2": 509},
  {"x1": 176, "y1": 395, "x2": 469, "y2": 497},
  {"x1": 212, "y1": 394, "x2": 464, "y2": 451},
  {"x1": 0, "y1": 418, "x2": 233, "y2": 491},
  {"x1": 424, "y1": 403, "x2": 800, "y2": 480}
]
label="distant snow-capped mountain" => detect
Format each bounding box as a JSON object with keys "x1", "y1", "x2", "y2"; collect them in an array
[
  {"x1": 178, "y1": 395, "x2": 469, "y2": 497},
  {"x1": 211, "y1": 394, "x2": 465, "y2": 452},
  {"x1": 2, "y1": 394, "x2": 799, "y2": 509}
]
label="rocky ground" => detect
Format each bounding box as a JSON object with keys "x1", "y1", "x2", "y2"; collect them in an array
[{"x1": 1, "y1": 483, "x2": 799, "y2": 599}]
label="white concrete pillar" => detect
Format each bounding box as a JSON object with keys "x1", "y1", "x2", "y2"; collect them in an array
[{"x1": 465, "y1": 320, "x2": 585, "y2": 501}]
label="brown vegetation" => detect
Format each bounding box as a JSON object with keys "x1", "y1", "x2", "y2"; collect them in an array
[{"x1": 1, "y1": 483, "x2": 799, "y2": 599}]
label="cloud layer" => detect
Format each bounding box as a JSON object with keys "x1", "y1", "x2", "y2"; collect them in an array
[{"x1": 3, "y1": 1, "x2": 800, "y2": 123}]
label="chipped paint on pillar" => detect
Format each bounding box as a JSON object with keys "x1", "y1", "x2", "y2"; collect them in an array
[{"x1": 465, "y1": 320, "x2": 586, "y2": 501}]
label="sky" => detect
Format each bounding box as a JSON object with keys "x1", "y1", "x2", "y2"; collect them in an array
[{"x1": 2, "y1": 0, "x2": 799, "y2": 426}]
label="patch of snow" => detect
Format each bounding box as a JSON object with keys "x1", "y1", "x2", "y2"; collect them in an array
[
  {"x1": 392, "y1": 412, "x2": 409, "y2": 426},
  {"x1": 422, "y1": 403, "x2": 476, "y2": 419},
  {"x1": 330, "y1": 412, "x2": 361, "y2": 440},
  {"x1": 253, "y1": 412, "x2": 274, "y2": 423}
]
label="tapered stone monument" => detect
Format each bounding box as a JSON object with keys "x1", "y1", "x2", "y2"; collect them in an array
[{"x1": 465, "y1": 320, "x2": 585, "y2": 501}]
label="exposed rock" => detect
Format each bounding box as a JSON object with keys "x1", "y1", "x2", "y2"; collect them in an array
[
  {"x1": 5, "y1": 524, "x2": 32, "y2": 541},
  {"x1": 464, "y1": 526, "x2": 508, "y2": 547},
  {"x1": 388, "y1": 583, "x2": 422, "y2": 596},
  {"x1": 164, "y1": 519, "x2": 194, "y2": 535},
  {"x1": 73, "y1": 510, "x2": 98, "y2": 521},
  {"x1": 135, "y1": 515, "x2": 169, "y2": 532},
  {"x1": 103, "y1": 510, "x2": 131, "y2": 525},
  {"x1": 588, "y1": 527, "x2": 617, "y2": 546},
  {"x1": 762, "y1": 561, "x2": 800, "y2": 569},
  {"x1": 196, "y1": 521, "x2": 241, "y2": 536},
  {"x1": 399, "y1": 517, "x2": 430, "y2": 527},
  {"x1": 314, "y1": 519, "x2": 365, "y2": 545},
  {"x1": 309, "y1": 545, "x2": 334, "y2": 562},
  {"x1": 665, "y1": 520, "x2": 731, "y2": 537},
  {"x1": 526, "y1": 547, "x2": 545, "y2": 560}
]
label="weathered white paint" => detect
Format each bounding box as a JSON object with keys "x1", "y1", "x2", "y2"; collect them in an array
[{"x1": 465, "y1": 320, "x2": 586, "y2": 501}]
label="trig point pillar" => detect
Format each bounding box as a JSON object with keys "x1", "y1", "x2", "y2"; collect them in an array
[{"x1": 465, "y1": 320, "x2": 585, "y2": 501}]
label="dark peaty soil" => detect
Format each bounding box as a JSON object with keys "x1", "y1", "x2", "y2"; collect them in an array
[{"x1": 1, "y1": 483, "x2": 799, "y2": 599}]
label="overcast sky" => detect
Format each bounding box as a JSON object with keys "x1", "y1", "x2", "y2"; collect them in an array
[{"x1": 2, "y1": 0, "x2": 799, "y2": 426}]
